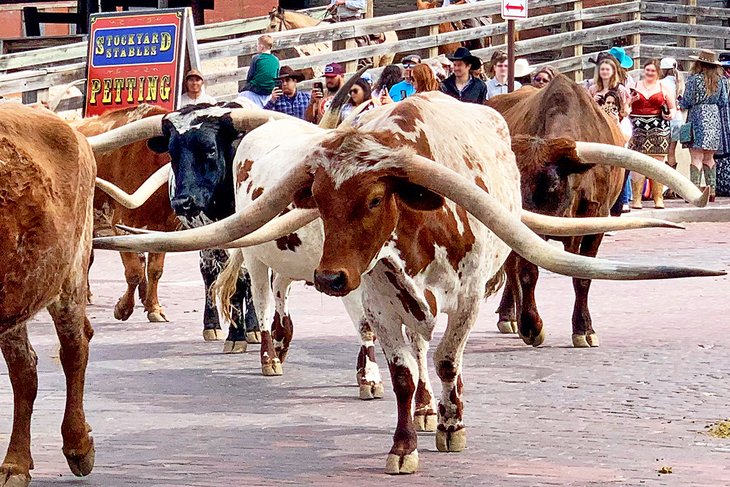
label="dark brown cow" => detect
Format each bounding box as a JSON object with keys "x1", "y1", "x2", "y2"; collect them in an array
[
  {"x1": 0, "y1": 104, "x2": 96, "y2": 485},
  {"x1": 74, "y1": 105, "x2": 178, "y2": 323},
  {"x1": 488, "y1": 75, "x2": 636, "y2": 347}
]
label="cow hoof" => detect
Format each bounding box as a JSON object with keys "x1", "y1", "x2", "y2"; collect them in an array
[
  {"x1": 436, "y1": 428, "x2": 466, "y2": 452},
  {"x1": 203, "y1": 329, "x2": 224, "y2": 341},
  {"x1": 572, "y1": 333, "x2": 599, "y2": 348},
  {"x1": 223, "y1": 340, "x2": 247, "y2": 354},
  {"x1": 497, "y1": 320, "x2": 517, "y2": 334},
  {"x1": 64, "y1": 437, "x2": 95, "y2": 477},
  {"x1": 113, "y1": 302, "x2": 133, "y2": 321},
  {"x1": 359, "y1": 382, "x2": 385, "y2": 400},
  {"x1": 0, "y1": 464, "x2": 31, "y2": 487},
  {"x1": 246, "y1": 331, "x2": 262, "y2": 344},
  {"x1": 520, "y1": 328, "x2": 545, "y2": 347},
  {"x1": 385, "y1": 450, "x2": 418, "y2": 475},
  {"x1": 262, "y1": 359, "x2": 283, "y2": 376},
  {"x1": 414, "y1": 413, "x2": 438, "y2": 432},
  {"x1": 147, "y1": 310, "x2": 168, "y2": 323}
]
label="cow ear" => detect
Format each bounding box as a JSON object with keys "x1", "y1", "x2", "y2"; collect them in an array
[
  {"x1": 147, "y1": 136, "x2": 169, "y2": 154},
  {"x1": 556, "y1": 158, "x2": 596, "y2": 177},
  {"x1": 292, "y1": 184, "x2": 317, "y2": 209},
  {"x1": 393, "y1": 179, "x2": 445, "y2": 212}
]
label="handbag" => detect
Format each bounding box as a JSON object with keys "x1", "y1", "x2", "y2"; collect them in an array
[{"x1": 679, "y1": 122, "x2": 693, "y2": 145}]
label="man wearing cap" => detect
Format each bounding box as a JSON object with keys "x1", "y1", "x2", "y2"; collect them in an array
[
  {"x1": 264, "y1": 66, "x2": 311, "y2": 120},
  {"x1": 441, "y1": 47, "x2": 487, "y2": 104},
  {"x1": 180, "y1": 69, "x2": 217, "y2": 107},
  {"x1": 388, "y1": 54, "x2": 421, "y2": 102},
  {"x1": 306, "y1": 62, "x2": 345, "y2": 124}
]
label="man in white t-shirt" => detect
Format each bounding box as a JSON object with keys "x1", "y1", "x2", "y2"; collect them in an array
[{"x1": 180, "y1": 69, "x2": 217, "y2": 107}]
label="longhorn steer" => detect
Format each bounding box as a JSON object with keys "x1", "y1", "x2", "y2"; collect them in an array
[
  {"x1": 0, "y1": 104, "x2": 96, "y2": 485},
  {"x1": 91, "y1": 92, "x2": 720, "y2": 475},
  {"x1": 486, "y1": 76, "x2": 709, "y2": 347}
]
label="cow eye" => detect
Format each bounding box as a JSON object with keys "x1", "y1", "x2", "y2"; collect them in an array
[
  {"x1": 368, "y1": 196, "x2": 382, "y2": 209},
  {"x1": 206, "y1": 150, "x2": 216, "y2": 159}
]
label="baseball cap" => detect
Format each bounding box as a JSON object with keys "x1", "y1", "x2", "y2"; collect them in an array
[
  {"x1": 185, "y1": 69, "x2": 204, "y2": 81},
  {"x1": 324, "y1": 63, "x2": 345, "y2": 77},
  {"x1": 660, "y1": 57, "x2": 677, "y2": 70},
  {"x1": 402, "y1": 54, "x2": 422, "y2": 66}
]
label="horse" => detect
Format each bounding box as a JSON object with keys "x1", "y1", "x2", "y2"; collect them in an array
[
  {"x1": 266, "y1": 7, "x2": 398, "y2": 70},
  {"x1": 416, "y1": 0, "x2": 492, "y2": 54}
]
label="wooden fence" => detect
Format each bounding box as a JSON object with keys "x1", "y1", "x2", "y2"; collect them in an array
[{"x1": 0, "y1": 0, "x2": 728, "y2": 109}]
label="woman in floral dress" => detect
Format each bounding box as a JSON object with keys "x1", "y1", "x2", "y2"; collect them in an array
[{"x1": 680, "y1": 49, "x2": 730, "y2": 201}]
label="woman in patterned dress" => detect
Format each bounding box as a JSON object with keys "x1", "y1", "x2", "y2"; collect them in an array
[
  {"x1": 680, "y1": 49, "x2": 730, "y2": 202},
  {"x1": 715, "y1": 54, "x2": 730, "y2": 197},
  {"x1": 628, "y1": 59, "x2": 677, "y2": 209}
]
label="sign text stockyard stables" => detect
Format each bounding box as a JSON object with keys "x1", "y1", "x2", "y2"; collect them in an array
[{"x1": 84, "y1": 9, "x2": 188, "y2": 117}]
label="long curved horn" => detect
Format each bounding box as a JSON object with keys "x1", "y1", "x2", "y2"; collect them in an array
[
  {"x1": 93, "y1": 162, "x2": 312, "y2": 252},
  {"x1": 319, "y1": 64, "x2": 371, "y2": 129},
  {"x1": 86, "y1": 114, "x2": 164, "y2": 153},
  {"x1": 401, "y1": 155, "x2": 724, "y2": 280},
  {"x1": 115, "y1": 208, "x2": 320, "y2": 248},
  {"x1": 521, "y1": 210, "x2": 683, "y2": 236},
  {"x1": 575, "y1": 142, "x2": 709, "y2": 207},
  {"x1": 95, "y1": 163, "x2": 171, "y2": 209},
  {"x1": 228, "y1": 108, "x2": 304, "y2": 132}
]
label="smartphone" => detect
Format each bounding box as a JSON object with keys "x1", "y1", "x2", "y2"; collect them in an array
[
  {"x1": 400, "y1": 90, "x2": 407, "y2": 100},
  {"x1": 313, "y1": 81, "x2": 323, "y2": 91},
  {"x1": 274, "y1": 79, "x2": 283, "y2": 89}
]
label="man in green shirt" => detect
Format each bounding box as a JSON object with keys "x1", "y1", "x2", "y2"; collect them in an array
[{"x1": 238, "y1": 35, "x2": 280, "y2": 108}]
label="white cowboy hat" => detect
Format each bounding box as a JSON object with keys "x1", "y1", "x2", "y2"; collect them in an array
[{"x1": 514, "y1": 58, "x2": 535, "y2": 78}]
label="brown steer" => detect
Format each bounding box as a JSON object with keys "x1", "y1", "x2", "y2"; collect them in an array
[{"x1": 0, "y1": 104, "x2": 96, "y2": 486}]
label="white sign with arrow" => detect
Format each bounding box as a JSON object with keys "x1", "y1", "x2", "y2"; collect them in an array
[{"x1": 502, "y1": 0, "x2": 528, "y2": 20}]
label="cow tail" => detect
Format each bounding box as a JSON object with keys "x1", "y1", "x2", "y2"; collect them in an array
[{"x1": 211, "y1": 248, "x2": 245, "y2": 325}]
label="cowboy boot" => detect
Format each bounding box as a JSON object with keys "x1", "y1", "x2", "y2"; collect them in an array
[
  {"x1": 703, "y1": 165, "x2": 717, "y2": 202},
  {"x1": 651, "y1": 179, "x2": 665, "y2": 209},
  {"x1": 664, "y1": 163, "x2": 679, "y2": 199},
  {"x1": 690, "y1": 165, "x2": 702, "y2": 188},
  {"x1": 630, "y1": 172, "x2": 645, "y2": 209}
]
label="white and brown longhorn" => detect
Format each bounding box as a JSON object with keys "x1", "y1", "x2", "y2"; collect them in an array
[{"x1": 88, "y1": 92, "x2": 722, "y2": 475}]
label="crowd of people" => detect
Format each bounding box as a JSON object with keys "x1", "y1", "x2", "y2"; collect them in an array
[{"x1": 180, "y1": 36, "x2": 730, "y2": 204}]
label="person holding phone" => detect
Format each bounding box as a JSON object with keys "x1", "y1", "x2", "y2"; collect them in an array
[
  {"x1": 388, "y1": 54, "x2": 421, "y2": 102},
  {"x1": 307, "y1": 63, "x2": 346, "y2": 123},
  {"x1": 263, "y1": 66, "x2": 311, "y2": 120}
]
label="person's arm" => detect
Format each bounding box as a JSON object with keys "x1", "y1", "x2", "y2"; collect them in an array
[
  {"x1": 618, "y1": 85, "x2": 631, "y2": 118},
  {"x1": 679, "y1": 77, "x2": 694, "y2": 110},
  {"x1": 246, "y1": 55, "x2": 259, "y2": 83}
]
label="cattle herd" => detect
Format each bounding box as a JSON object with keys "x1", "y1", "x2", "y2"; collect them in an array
[{"x1": 0, "y1": 73, "x2": 724, "y2": 484}]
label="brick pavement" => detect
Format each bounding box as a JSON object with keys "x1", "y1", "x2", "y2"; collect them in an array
[{"x1": 2, "y1": 223, "x2": 729, "y2": 486}]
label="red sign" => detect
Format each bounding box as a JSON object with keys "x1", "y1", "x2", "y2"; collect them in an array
[
  {"x1": 502, "y1": 0, "x2": 528, "y2": 20},
  {"x1": 84, "y1": 9, "x2": 186, "y2": 117}
]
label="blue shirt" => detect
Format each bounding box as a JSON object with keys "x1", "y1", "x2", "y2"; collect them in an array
[
  {"x1": 263, "y1": 90, "x2": 311, "y2": 120},
  {"x1": 389, "y1": 80, "x2": 416, "y2": 102},
  {"x1": 485, "y1": 77, "x2": 522, "y2": 100}
]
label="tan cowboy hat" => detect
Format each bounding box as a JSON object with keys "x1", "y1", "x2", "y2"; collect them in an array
[{"x1": 690, "y1": 49, "x2": 721, "y2": 66}]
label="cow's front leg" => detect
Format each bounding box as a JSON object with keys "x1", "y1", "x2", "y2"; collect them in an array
[
  {"x1": 113, "y1": 251, "x2": 145, "y2": 321},
  {"x1": 342, "y1": 291, "x2": 384, "y2": 400},
  {"x1": 143, "y1": 252, "x2": 168, "y2": 322},
  {"x1": 199, "y1": 249, "x2": 224, "y2": 342},
  {"x1": 434, "y1": 298, "x2": 479, "y2": 453},
  {"x1": 513, "y1": 256, "x2": 545, "y2": 347},
  {"x1": 407, "y1": 329, "x2": 437, "y2": 432},
  {"x1": 271, "y1": 274, "x2": 293, "y2": 363},
  {"x1": 246, "y1": 259, "x2": 280, "y2": 376},
  {"x1": 567, "y1": 234, "x2": 602, "y2": 348},
  {"x1": 222, "y1": 270, "x2": 249, "y2": 354}
]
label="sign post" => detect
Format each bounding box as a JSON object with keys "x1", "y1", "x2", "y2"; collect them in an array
[
  {"x1": 501, "y1": 0, "x2": 528, "y2": 93},
  {"x1": 84, "y1": 8, "x2": 198, "y2": 117}
]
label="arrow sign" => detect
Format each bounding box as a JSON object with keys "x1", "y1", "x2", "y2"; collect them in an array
[{"x1": 502, "y1": 0, "x2": 528, "y2": 19}]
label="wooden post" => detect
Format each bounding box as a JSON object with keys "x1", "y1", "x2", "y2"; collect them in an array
[
  {"x1": 678, "y1": 0, "x2": 696, "y2": 68},
  {"x1": 366, "y1": 0, "x2": 374, "y2": 19},
  {"x1": 333, "y1": 38, "x2": 358, "y2": 74},
  {"x1": 628, "y1": 0, "x2": 641, "y2": 70},
  {"x1": 571, "y1": 0, "x2": 583, "y2": 82},
  {"x1": 507, "y1": 19, "x2": 515, "y2": 92}
]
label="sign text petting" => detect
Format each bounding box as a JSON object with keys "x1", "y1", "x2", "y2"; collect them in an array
[{"x1": 85, "y1": 9, "x2": 188, "y2": 117}]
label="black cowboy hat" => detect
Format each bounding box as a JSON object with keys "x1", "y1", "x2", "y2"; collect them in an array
[
  {"x1": 277, "y1": 66, "x2": 306, "y2": 82},
  {"x1": 447, "y1": 47, "x2": 481, "y2": 69}
]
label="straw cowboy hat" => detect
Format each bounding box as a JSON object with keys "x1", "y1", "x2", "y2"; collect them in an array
[{"x1": 690, "y1": 49, "x2": 721, "y2": 66}]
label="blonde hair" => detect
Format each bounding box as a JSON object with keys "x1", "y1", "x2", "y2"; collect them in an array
[
  {"x1": 593, "y1": 58, "x2": 621, "y2": 92},
  {"x1": 412, "y1": 64, "x2": 440, "y2": 92},
  {"x1": 690, "y1": 61, "x2": 723, "y2": 96},
  {"x1": 661, "y1": 67, "x2": 685, "y2": 100},
  {"x1": 258, "y1": 35, "x2": 274, "y2": 51}
]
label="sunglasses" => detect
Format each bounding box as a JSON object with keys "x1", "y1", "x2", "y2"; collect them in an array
[
  {"x1": 403, "y1": 63, "x2": 416, "y2": 69},
  {"x1": 533, "y1": 77, "x2": 550, "y2": 83}
]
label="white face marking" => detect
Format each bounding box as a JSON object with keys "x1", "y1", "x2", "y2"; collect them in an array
[{"x1": 166, "y1": 106, "x2": 233, "y2": 135}]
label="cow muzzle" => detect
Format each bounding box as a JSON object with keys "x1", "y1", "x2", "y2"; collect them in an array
[
  {"x1": 171, "y1": 195, "x2": 206, "y2": 218},
  {"x1": 314, "y1": 269, "x2": 355, "y2": 296}
]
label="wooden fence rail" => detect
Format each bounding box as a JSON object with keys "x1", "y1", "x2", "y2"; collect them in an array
[{"x1": 0, "y1": 0, "x2": 728, "y2": 109}]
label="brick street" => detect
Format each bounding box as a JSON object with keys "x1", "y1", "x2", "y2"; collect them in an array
[{"x1": 3, "y1": 222, "x2": 730, "y2": 486}]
